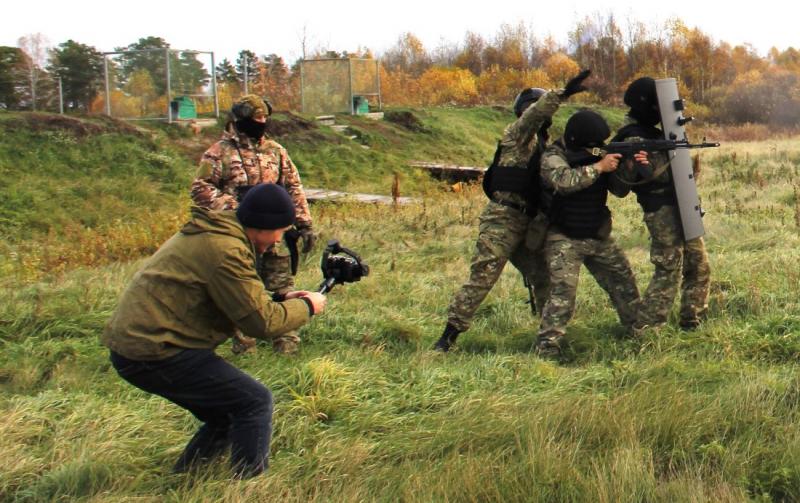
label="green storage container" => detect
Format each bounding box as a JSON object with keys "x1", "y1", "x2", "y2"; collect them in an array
[
  {"x1": 353, "y1": 96, "x2": 369, "y2": 114},
  {"x1": 170, "y1": 96, "x2": 197, "y2": 119}
]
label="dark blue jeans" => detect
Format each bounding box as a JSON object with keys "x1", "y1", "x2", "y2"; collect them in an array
[{"x1": 110, "y1": 349, "x2": 273, "y2": 478}]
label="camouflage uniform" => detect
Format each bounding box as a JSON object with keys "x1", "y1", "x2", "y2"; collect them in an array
[
  {"x1": 192, "y1": 127, "x2": 312, "y2": 353},
  {"x1": 445, "y1": 90, "x2": 563, "y2": 332},
  {"x1": 613, "y1": 116, "x2": 711, "y2": 330},
  {"x1": 536, "y1": 142, "x2": 640, "y2": 350}
]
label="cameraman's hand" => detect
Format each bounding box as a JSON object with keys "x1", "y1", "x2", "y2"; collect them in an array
[
  {"x1": 595, "y1": 153, "x2": 622, "y2": 173},
  {"x1": 297, "y1": 226, "x2": 316, "y2": 253},
  {"x1": 290, "y1": 291, "x2": 327, "y2": 315},
  {"x1": 562, "y1": 69, "x2": 591, "y2": 98}
]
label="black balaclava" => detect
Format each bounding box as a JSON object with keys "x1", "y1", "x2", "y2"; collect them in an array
[
  {"x1": 564, "y1": 110, "x2": 610, "y2": 151},
  {"x1": 235, "y1": 117, "x2": 268, "y2": 140},
  {"x1": 624, "y1": 77, "x2": 661, "y2": 127}
]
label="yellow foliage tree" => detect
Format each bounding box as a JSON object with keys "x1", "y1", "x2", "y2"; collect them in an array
[
  {"x1": 476, "y1": 66, "x2": 553, "y2": 105},
  {"x1": 380, "y1": 66, "x2": 423, "y2": 107},
  {"x1": 543, "y1": 53, "x2": 580, "y2": 86},
  {"x1": 125, "y1": 69, "x2": 157, "y2": 117},
  {"x1": 417, "y1": 67, "x2": 479, "y2": 106}
]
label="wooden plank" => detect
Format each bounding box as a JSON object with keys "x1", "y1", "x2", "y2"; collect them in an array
[
  {"x1": 304, "y1": 188, "x2": 418, "y2": 205},
  {"x1": 409, "y1": 161, "x2": 486, "y2": 182}
]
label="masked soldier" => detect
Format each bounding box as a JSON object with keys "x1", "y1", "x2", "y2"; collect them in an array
[
  {"x1": 192, "y1": 95, "x2": 316, "y2": 354},
  {"x1": 535, "y1": 109, "x2": 642, "y2": 356},
  {"x1": 433, "y1": 70, "x2": 592, "y2": 352},
  {"x1": 612, "y1": 77, "x2": 711, "y2": 332}
]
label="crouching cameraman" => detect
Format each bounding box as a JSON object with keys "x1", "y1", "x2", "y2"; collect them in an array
[{"x1": 101, "y1": 184, "x2": 325, "y2": 479}]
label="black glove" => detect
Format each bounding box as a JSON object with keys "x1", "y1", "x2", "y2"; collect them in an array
[
  {"x1": 563, "y1": 69, "x2": 592, "y2": 98},
  {"x1": 298, "y1": 225, "x2": 316, "y2": 253}
]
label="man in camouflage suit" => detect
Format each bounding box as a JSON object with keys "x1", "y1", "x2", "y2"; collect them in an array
[
  {"x1": 433, "y1": 70, "x2": 592, "y2": 352},
  {"x1": 192, "y1": 95, "x2": 316, "y2": 354},
  {"x1": 612, "y1": 77, "x2": 711, "y2": 332},
  {"x1": 535, "y1": 109, "x2": 643, "y2": 356}
]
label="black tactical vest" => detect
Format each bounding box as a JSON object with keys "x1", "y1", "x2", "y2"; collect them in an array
[
  {"x1": 482, "y1": 137, "x2": 545, "y2": 210},
  {"x1": 612, "y1": 123, "x2": 676, "y2": 212},
  {"x1": 542, "y1": 141, "x2": 611, "y2": 239}
]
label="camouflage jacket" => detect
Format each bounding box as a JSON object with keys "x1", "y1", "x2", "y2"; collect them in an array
[
  {"x1": 191, "y1": 130, "x2": 312, "y2": 228},
  {"x1": 541, "y1": 141, "x2": 596, "y2": 194},
  {"x1": 490, "y1": 90, "x2": 564, "y2": 207}
]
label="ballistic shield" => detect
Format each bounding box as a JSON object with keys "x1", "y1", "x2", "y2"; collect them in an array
[{"x1": 655, "y1": 78, "x2": 706, "y2": 240}]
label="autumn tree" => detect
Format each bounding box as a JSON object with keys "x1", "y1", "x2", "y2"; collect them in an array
[
  {"x1": 126, "y1": 68, "x2": 157, "y2": 116},
  {"x1": 253, "y1": 54, "x2": 293, "y2": 110},
  {"x1": 669, "y1": 22, "x2": 728, "y2": 103},
  {"x1": 170, "y1": 51, "x2": 209, "y2": 95},
  {"x1": 476, "y1": 66, "x2": 553, "y2": 105},
  {"x1": 236, "y1": 50, "x2": 258, "y2": 92},
  {"x1": 488, "y1": 22, "x2": 529, "y2": 71},
  {"x1": 381, "y1": 33, "x2": 431, "y2": 76},
  {"x1": 418, "y1": 67, "x2": 478, "y2": 106},
  {"x1": 47, "y1": 40, "x2": 104, "y2": 111},
  {"x1": 528, "y1": 35, "x2": 560, "y2": 68},
  {"x1": 115, "y1": 37, "x2": 169, "y2": 94},
  {"x1": 730, "y1": 44, "x2": 767, "y2": 75},
  {"x1": 772, "y1": 47, "x2": 800, "y2": 74},
  {"x1": 17, "y1": 33, "x2": 51, "y2": 110},
  {"x1": 215, "y1": 58, "x2": 238, "y2": 83},
  {"x1": 714, "y1": 68, "x2": 800, "y2": 125},
  {"x1": 453, "y1": 32, "x2": 486, "y2": 75},
  {"x1": 569, "y1": 14, "x2": 626, "y2": 100},
  {"x1": 0, "y1": 46, "x2": 27, "y2": 109},
  {"x1": 543, "y1": 53, "x2": 581, "y2": 87}
]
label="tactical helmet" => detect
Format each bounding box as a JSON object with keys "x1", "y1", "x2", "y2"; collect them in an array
[
  {"x1": 231, "y1": 94, "x2": 273, "y2": 120},
  {"x1": 513, "y1": 88, "x2": 546, "y2": 118},
  {"x1": 564, "y1": 109, "x2": 610, "y2": 150}
]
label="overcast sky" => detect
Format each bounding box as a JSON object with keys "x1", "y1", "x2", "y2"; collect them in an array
[{"x1": 2, "y1": 0, "x2": 796, "y2": 65}]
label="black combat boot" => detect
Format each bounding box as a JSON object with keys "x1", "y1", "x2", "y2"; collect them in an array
[{"x1": 433, "y1": 323, "x2": 462, "y2": 352}]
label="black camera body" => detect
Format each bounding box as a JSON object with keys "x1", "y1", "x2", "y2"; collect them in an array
[{"x1": 318, "y1": 240, "x2": 369, "y2": 293}]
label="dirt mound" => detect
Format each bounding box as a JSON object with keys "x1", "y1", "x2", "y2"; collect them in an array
[
  {"x1": 5, "y1": 113, "x2": 144, "y2": 137},
  {"x1": 384, "y1": 110, "x2": 429, "y2": 133},
  {"x1": 265, "y1": 112, "x2": 317, "y2": 138}
]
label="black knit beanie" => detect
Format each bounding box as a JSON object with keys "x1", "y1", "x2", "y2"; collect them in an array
[{"x1": 236, "y1": 183, "x2": 296, "y2": 230}]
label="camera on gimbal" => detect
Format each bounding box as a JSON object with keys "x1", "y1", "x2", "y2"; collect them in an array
[{"x1": 318, "y1": 240, "x2": 369, "y2": 294}]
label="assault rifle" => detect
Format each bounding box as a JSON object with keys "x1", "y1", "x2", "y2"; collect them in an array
[
  {"x1": 589, "y1": 138, "x2": 720, "y2": 159},
  {"x1": 565, "y1": 138, "x2": 721, "y2": 180}
]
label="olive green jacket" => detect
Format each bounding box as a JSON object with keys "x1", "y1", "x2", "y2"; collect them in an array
[{"x1": 101, "y1": 206, "x2": 312, "y2": 360}]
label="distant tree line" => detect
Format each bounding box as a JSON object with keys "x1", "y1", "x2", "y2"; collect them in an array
[
  {"x1": 380, "y1": 16, "x2": 800, "y2": 126},
  {"x1": 2, "y1": 15, "x2": 800, "y2": 126}
]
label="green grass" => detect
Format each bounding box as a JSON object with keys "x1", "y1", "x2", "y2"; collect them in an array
[{"x1": 1, "y1": 109, "x2": 799, "y2": 502}]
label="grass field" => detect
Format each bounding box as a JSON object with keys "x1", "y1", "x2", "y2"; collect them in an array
[{"x1": 1, "y1": 109, "x2": 799, "y2": 502}]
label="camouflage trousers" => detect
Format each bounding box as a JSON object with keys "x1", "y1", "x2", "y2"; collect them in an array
[
  {"x1": 537, "y1": 230, "x2": 640, "y2": 344},
  {"x1": 233, "y1": 241, "x2": 300, "y2": 354},
  {"x1": 637, "y1": 205, "x2": 711, "y2": 328},
  {"x1": 446, "y1": 201, "x2": 550, "y2": 332}
]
